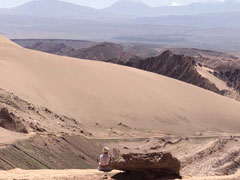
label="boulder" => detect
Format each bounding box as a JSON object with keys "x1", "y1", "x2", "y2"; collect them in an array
[
  {"x1": 111, "y1": 152, "x2": 181, "y2": 177},
  {"x1": 0, "y1": 108, "x2": 28, "y2": 134}
]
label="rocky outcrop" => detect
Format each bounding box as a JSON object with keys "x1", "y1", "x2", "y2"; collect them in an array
[
  {"x1": 27, "y1": 42, "x2": 74, "y2": 56},
  {"x1": 0, "y1": 108, "x2": 28, "y2": 134},
  {"x1": 68, "y1": 42, "x2": 133, "y2": 62},
  {"x1": 111, "y1": 152, "x2": 181, "y2": 178},
  {"x1": 215, "y1": 66, "x2": 240, "y2": 92},
  {"x1": 123, "y1": 50, "x2": 221, "y2": 94}
]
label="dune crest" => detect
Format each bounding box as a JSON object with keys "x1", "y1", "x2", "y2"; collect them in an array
[
  {"x1": 0, "y1": 35, "x2": 22, "y2": 48},
  {"x1": 1, "y1": 35, "x2": 240, "y2": 136}
]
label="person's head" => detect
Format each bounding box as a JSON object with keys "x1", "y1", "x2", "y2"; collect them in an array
[{"x1": 102, "y1": 147, "x2": 110, "y2": 154}]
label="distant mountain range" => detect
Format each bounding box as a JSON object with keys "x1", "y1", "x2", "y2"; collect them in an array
[
  {"x1": 135, "y1": 11, "x2": 240, "y2": 28},
  {"x1": 0, "y1": 0, "x2": 96, "y2": 18},
  {"x1": 1, "y1": 0, "x2": 240, "y2": 18},
  {"x1": 1, "y1": 0, "x2": 240, "y2": 52},
  {"x1": 0, "y1": 0, "x2": 123, "y2": 21},
  {"x1": 103, "y1": 0, "x2": 240, "y2": 16}
]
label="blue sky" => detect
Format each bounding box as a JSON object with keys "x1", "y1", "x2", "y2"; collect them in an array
[{"x1": 0, "y1": 0, "x2": 227, "y2": 9}]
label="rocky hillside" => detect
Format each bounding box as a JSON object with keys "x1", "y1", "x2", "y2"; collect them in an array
[
  {"x1": 215, "y1": 66, "x2": 240, "y2": 92},
  {"x1": 105, "y1": 135, "x2": 240, "y2": 177},
  {"x1": 14, "y1": 39, "x2": 240, "y2": 69},
  {"x1": 13, "y1": 39, "x2": 97, "y2": 49},
  {"x1": 68, "y1": 42, "x2": 134, "y2": 62},
  {"x1": 23, "y1": 41, "x2": 135, "y2": 62},
  {"x1": 117, "y1": 50, "x2": 221, "y2": 94},
  {"x1": 14, "y1": 39, "x2": 157, "y2": 60},
  {"x1": 0, "y1": 87, "x2": 101, "y2": 170},
  {"x1": 0, "y1": 135, "x2": 101, "y2": 170},
  {"x1": 0, "y1": 88, "x2": 90, "y2": 136},
  {"x1": 13, "y1": 38, "x2": 240, "y2": 99},
  {"x1": 27, "y1": 42, "x2": 75, "y2": 56}
]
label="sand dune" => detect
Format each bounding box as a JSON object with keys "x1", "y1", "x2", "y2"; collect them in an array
[{"x1": 1, "y1": 35, "x2": 240, "y2": 136}]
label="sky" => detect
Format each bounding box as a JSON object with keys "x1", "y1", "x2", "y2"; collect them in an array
[{"x1": 0, "y1": 0, "x2": 230, "y2": 9}]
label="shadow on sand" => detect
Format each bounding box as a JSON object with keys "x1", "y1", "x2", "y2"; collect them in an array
[{"x1": 111, "y1": 172, "x2": 182, "y2": 180}]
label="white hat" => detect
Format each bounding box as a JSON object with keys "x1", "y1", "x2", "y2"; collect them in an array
[{"x1": 103, "y1": 147, "x2": 110, "y2": 153}]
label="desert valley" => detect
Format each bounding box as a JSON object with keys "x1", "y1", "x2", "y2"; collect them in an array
[
  {"x1": 1, "y1": 35, "x2": 240, "y2": 179},
  {"x1": 1, "y1": 0, "x2": 240, "y2": 179}
]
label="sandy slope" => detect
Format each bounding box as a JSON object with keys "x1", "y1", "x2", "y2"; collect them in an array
[
  {"x1": 196, "y1": 65, "x2": 240, "y2": 101},
  {"x1": 0, "y1": 128, "x2": 30, "y2": 146},
  {"x1": 1, "y1": 35, "x2": 240, "y2": 136},
  {"x1": 196, "y1": 65, "x2": 231, "y2": 91}
]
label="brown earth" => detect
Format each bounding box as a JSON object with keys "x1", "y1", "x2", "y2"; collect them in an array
[
  {"x1": 1, "y1": 88, "x2": 240, "y2": 178},
  {"x1": 2, "y1": 35, "x2": 240, "y2": 136},
  {"x1": 1, "y1": 35, "x2": 240, "y2": 179},
  {"x1": 103, "y1": 135, "x2": 240, "y2": 176},
  {"x1": 0, "y1": 135, "x2": 101, "y2": 170},
  {"x1": 0, "y1": 169, "x2": 240, "y2": 180}
]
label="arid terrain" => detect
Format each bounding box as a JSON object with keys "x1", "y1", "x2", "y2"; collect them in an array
[
  {"x1": 1, "y1": 36, "x2": 240, "y2": 179},
  {"x1": 14, "y1": 39, "x2": 240, "y2": 102},
  {"x1": 1, "y1": 169, "x2": 240, "y2": 180}
]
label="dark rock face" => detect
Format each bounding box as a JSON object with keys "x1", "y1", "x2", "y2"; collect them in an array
[
  {"x1": 123, "y1": 50, "x2": 220, "y2": 94},
  {"x1": 111, "y1": 152, "x2": 181, "y2": 177},
  {"x1": 215, "y1": 66, "x2": 240, "y2": 92},
  {"x1": 0, "y1": 108, "x2": 28, "y2": 134}
]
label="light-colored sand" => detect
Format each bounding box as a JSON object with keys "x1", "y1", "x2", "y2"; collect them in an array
[
  {"x1": 196, "y1": 65, "x2": 231, "y2": 91},
  {"x1": 0, "y1": 127, "x2": 31, "y2": 146},
  {"x1": 0, "y1": 169, "x2": 240, "y2": 180},
  {"x1": 196, "y1": 65, "x2": 240, "y2": 101},
  {"x1": 1, "y1": 35, "x2": 240, "y2": 136},
  {"x1": 0, "y1": 169, "x2": 120, "y2": 180}
]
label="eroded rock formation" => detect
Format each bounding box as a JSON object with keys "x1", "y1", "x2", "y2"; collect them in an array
[
  {"x1": 0, "y1": 108, "x2": 28, "y2": 134},
  {"x1": 111, "y1": 152, "x2": 181, "y2": 178}
]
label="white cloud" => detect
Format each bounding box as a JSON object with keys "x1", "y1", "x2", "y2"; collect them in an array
[{"x1": 170, "y1": 1, "x2": 182, "y2": 6}]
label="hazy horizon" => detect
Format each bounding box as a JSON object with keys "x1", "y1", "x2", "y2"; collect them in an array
[
  {"x1": 1, "y1": 0, "x2": 240, "y2": 52},
  {"x1": 0, "y1": 0, "x2": 237, "y2": 9}
]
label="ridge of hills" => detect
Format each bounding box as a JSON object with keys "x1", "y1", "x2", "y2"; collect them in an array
[
  {"x1": 121, "y1": 50, "x2": 221, "y2": 94},
  {"x1": 1, "y1": 0, "x2": 240, "y2": 17},
  {"x1": 68, "y1": 42, "x2": 134, "y2": 62},
  {"x1": 15, "y1": 39, "x2": 240, "y2": 101},
  {"x1": 1, "y1": 35, "x2": 240, "y2": 136}
]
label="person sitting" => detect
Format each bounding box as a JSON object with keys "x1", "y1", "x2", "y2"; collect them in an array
[{"x1": 98, "y1": 147, "x2": 112, "y2": 172}]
